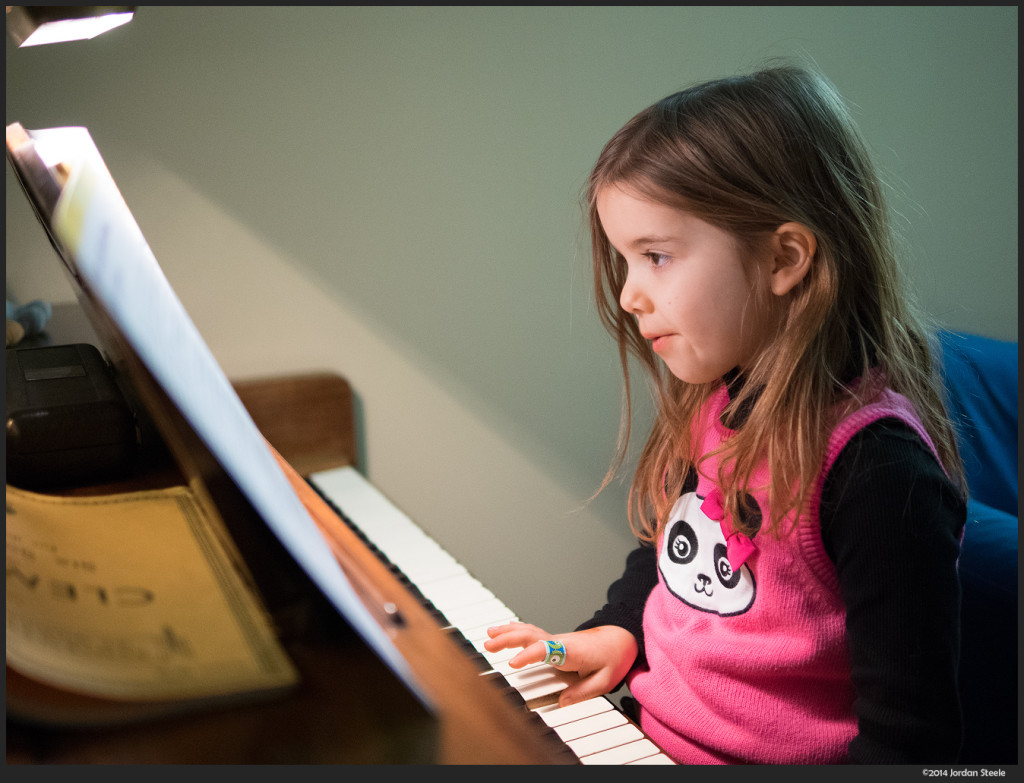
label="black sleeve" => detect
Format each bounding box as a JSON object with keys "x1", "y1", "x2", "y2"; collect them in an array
[
  {"x1": 820, "y1": 418, "x2": 966, "y2": 764},
  {"x1": 575, "y1": 542, "x2": 658, "y2": 668}
]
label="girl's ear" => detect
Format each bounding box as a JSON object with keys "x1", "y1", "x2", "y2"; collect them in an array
[{"x1": 769, "y1": 222, "x2": 816, "y2": 296}]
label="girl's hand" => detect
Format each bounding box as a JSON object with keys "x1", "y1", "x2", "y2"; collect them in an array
[{"x1": 484, "y1": 622, "x2": 638, "y2": 707}]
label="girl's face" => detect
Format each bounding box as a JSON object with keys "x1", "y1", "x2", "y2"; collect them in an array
[{"x1": 597, "y1": 185, "x2": 775, "y2": 384}]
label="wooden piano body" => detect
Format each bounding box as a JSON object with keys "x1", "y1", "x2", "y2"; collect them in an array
[{"x1": 7, "y1": 372, "x2": 560, "y2": 763}]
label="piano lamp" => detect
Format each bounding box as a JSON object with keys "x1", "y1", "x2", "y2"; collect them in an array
[{"x1": 6, "y1": 6, "x2": 135, "y2": 47}]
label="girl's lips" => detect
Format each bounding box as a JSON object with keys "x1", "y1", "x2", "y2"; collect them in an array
[{"x1": 645, "y1": 333, "x2": 671, "y2": 352}]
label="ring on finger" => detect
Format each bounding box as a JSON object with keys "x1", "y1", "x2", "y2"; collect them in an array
[{"x1": 541, "y1": 639, "x2": 567, "y2": 667}]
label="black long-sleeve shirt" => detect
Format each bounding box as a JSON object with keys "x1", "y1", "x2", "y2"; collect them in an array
[{"x1": 577, "y1": 418, "x2": 966, "y2": 764}]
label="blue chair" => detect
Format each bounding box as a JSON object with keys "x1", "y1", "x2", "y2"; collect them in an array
[{"x1": 938, "y1": 330, "x2": 1018, "y2": 764}]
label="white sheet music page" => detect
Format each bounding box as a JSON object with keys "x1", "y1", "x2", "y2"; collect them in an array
[{"x1": 34, "y1": 126, "x2": 425, "y2": 702}]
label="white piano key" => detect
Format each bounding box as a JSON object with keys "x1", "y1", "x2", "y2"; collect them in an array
[
  {"x1": 423, "y1": 587, "x2": 499, "y2": 615},
  {"x1": 540, "y1": 696, "x2": 676, "y2": 764},
  {"x1": 504, "y1": 664, "x2": 572, "y2": 702},
  {"x1": 581, "y1": 739, "x2": 662, "y2": 765},
  {"x1": 385, "y1": 555, "x2": 447, "y2": 580},
  {"x1": 627, "y1": 751, "x2": 677, "y2": 764},
  {"x1": 534, "y1": 697, "x2": 615, "y2": 727},
  {"x1": 489, "y1": 657, "x2": 547, "y2": 677},
  {"x1": 552, "y1": 710, "x2": 627, "y2": 742},
  {"x1": 442, "y1": 598, "x2": 517, "y2": 629},
  {"x1": 462, "y1": 618, "x2": 516, "y2": 642},
  {"x1": 394, "y1": 556, "x2": 467, "y2": 585},
  {"x1": 417, "y1": 573, "x2": 489, "y2": 603},
  {"x1": 566, "y1": 723, "x2": 643, "y2": 758},
  {"x1": 356, "y1": 516, "x2": 430, "y2": 541},
  {"x1": 344, "y1": 509, "x2": 419, "y2": 541},
  {"x1": 475, "y1": 642, "x2": 516, "y2": 663},
  {"x1": 374, "y1": 534, "x2": 454, "y2": 563},
  {"x1": 433, "y1": 598, "x2": 501, "y2": 624}
]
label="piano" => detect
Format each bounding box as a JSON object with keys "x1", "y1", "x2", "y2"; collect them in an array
[{"x1": 7, "y1": 369, "x2": 674, "y2": 765}]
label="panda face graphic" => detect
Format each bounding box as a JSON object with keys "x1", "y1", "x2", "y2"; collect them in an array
[{"x1": 658, "y1": 491, "x2": 756, "y2": 616}]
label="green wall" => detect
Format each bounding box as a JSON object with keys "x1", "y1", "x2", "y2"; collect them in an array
[{"x1": 6, "y1": 7, "x2": 1018, "y2": 632}]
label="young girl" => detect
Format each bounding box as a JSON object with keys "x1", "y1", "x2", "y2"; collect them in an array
[{"x1": 485, "y1": 65, "x2": 966, "y2": 765}]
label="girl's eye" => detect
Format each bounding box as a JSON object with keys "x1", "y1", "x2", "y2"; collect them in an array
[{"x1": 645, "y1": 252, "x2": 670, "y2": 267}]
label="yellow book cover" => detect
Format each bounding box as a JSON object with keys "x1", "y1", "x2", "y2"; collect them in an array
[{"x1": 6, "y1": 482, "x2": 299, "y2": 719}]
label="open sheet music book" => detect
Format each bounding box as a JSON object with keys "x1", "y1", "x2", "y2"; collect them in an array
[
  {"x1": 5, "y1": 123, "x2": 430, "y2": 726},
  {"x1": 6, "y1": 481, "x2": 301, "y2": 724}
]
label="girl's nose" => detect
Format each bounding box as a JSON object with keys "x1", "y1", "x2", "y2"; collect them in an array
[{"x1": 619, "y1": 272, "x2": 650, "y2": 314}]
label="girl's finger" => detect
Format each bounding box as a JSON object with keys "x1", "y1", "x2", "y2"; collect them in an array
[
  {"x1": 511, "y1": 638, "x2": 570, "y2": 670},
  {"x1": 508, "y1": 639, "x2": 551, "y2": 669},
  {"x1": 483, "y1": 623, "x2": 546, "y2": 652}
]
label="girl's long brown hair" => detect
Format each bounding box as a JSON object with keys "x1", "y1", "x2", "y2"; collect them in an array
[{"x1": 587, "y1": 65, "x2": 965, "y2": 543}]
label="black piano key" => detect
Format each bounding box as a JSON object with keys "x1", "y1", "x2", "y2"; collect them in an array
[
  {"x1": 440, "y1": 628, "x2": 492, "y2": 673},
  {"x1": 478, "y1": 670, "x2": 531, "y2": 709}
]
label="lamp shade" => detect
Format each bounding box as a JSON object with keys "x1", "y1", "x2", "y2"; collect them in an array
[{"x1": 7, "y1": 6, "x2": 135, "y2": 47}]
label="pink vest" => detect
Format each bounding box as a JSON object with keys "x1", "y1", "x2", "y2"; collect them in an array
[{"x1": 628, "y1": 383, "x2": 938, "y2": 764}]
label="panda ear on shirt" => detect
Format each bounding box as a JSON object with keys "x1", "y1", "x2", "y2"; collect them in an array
[
  {"x1": 736, "y1": 492, "x2": 763, "y2": 537},
  {"x1": 679, "y1": 467, "x2": 699, "y2": 496}
]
